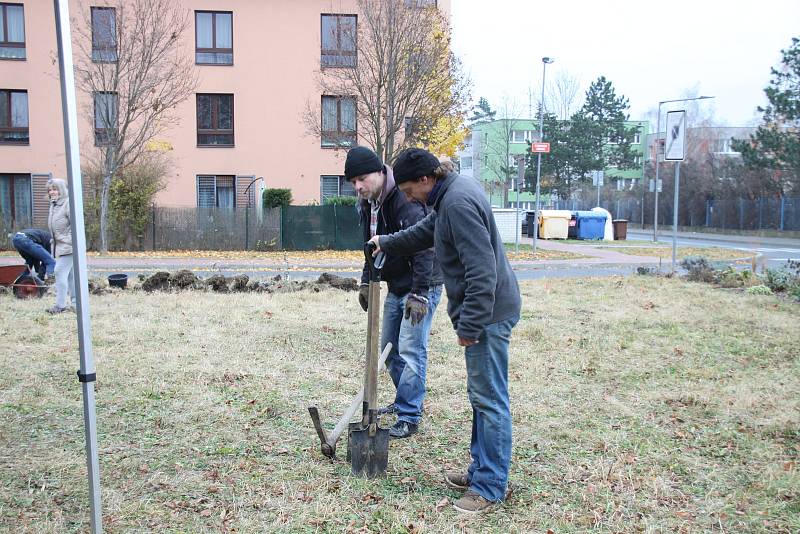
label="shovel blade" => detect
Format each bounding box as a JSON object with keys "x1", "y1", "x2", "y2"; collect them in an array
[{"x1": 348, "y1": 422, "x2": 389, "y2": 478}]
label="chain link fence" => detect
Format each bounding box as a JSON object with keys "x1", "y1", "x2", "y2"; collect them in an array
[{"x1": 546, "y1": 196, "x2": 800, "y2": 231}]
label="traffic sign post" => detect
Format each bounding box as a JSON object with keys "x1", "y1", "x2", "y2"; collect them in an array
[
  {"x1": 592, "y1": 170, "x2": 604, "y2": 206},
  {"x1": 665, "y1": 110, "x2": 687, "y2": 273}
]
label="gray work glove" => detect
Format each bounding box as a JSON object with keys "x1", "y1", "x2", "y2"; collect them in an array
[
  {"x1": 404, "y1": 293, "x2": 429, "y2": 325},
  {"x1": 358, "y1": 284, "x2": 369, "y2": 312}
]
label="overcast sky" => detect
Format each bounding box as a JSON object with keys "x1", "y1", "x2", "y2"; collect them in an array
[{"x1": 450, "y1": 0, "x2": 800, "y2": 127}]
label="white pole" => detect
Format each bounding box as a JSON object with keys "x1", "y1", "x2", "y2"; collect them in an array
[
  {"x1": 53, "y1": 1, "x2": 102, "y2": 532},
  {"x1": 671, "y1": 162, "x2": 681, "y2": 272},
  {"x1": 653, "y1": 103, "x2": 662, "y2": 242}
]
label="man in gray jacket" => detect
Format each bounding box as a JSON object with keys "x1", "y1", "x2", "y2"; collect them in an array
[{"x1": 368, "y1": 148, "x2": 521, "y2": 514}]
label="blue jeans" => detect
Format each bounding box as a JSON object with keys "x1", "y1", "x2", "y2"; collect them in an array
[
  {"x1": 12, "y1": 233, "x2": 55, "y2": 278},
  {"x1": 381, "y1": 285, "x2": 442, "y2": 426},
  {"x1": 464, "y1": 314, "x2": 519, "y2": 502}
]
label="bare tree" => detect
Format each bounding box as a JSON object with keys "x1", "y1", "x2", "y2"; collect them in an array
[
  {"x1": 73, "y1": 0, "x2": 197, "y2": 253},
  {"x1": 479, "y1": 100, "x2": 522, "y2": 208},
  {"x1": 546, "y1": 70, "x2": 581, "y2": 120},
  {"x1": 303, "y1": 0, "x2": 469, "y2": 163}
]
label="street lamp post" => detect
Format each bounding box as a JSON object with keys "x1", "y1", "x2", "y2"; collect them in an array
[
  {"x1": 652, "y1": 95, "x2": 714, "y2": 242},
  {"x1": 532, "y1": 56, "x2": 554, "y2": 255}
]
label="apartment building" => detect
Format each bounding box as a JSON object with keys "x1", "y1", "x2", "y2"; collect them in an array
[
  {"x1": 469, "y1": 118, "x2": 649, "y2": 207},
  {"x1": 0, "y1": 0, "x2": 449, "y2": 230}
]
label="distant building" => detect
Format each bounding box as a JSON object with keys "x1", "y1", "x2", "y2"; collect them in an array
[
  {"x1": 0, "y1": 0, "x2": 450, "y2": 230},
  {"x1": 470, "y1": 118, "x2": 649, "y2": 208}
]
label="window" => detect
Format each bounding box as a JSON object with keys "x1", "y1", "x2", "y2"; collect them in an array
[
  {"x1": 0, "y1": 3, "x2": 25, "y2": 60},
  {"x1": 195, "y1": 11, "x2": 232, "y2": 65},
  {"x1": 405, "y1": 0, "x2": 437, "y2": 7},
  {"x1": 321, "y1": 14, "x2": 356, "y2": 67},
  {"x1": 0, "y1": 173, "x2": 31, "y2": 227},
  {"x1": 0, "y1": 89, "x2": 28, "y2": 144},
  {"x1": 632, "y1": 132, "x2": 641, "y2": 144},
  {"x1": 320, "y1": 175, "x2": 356, "y2": 202},
  {"x1": 197, "y1": 175, "x2": 236, "y2": 208},
  {"x1": 460, "y1": 156, "x2": 472, "y2": 170},
  {"x1": 93, "y1": 91, "x2": 117, "y2": 146},
  {"x1": 321, "y1": 96, "x2": 356, "y2": 147},
  {"x1": 197, "y1": 94, "x2": 234, "y2": 146},
  {"x1": 91, "y1": 7, "x2": 116, "y2": 62},
  {"x1": 510, "y1": 130, "x2": 536, "y2": 143}
]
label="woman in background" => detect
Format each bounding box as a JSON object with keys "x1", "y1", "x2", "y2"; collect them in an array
[{"x1": 46, "y1": 178, "x2": 75, "y2": 314}]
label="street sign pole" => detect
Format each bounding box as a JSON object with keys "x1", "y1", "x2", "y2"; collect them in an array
[
  {"x1": 515, "y1": 159, "x2": 524, "y2": 253},
  {"x1": 665, "y1": 110, "x2": 687, "y2": 273},
  {"x1": 672, "y1": 162, "x2": 681, "y2": 271}
]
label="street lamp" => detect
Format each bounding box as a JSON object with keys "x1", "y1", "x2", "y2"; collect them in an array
[
  {"x1": 652, "y1": 95, "x2": 714, "y2": 242},
  {"x1": 532, "y1": 56, "x2": 554, "y2": 255}
]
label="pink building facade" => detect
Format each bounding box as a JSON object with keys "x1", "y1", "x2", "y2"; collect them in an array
[{"x1": 0, "y1": 0, "x2": 449, "y2": 228}]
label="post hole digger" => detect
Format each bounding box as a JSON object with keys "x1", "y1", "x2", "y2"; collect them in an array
[{"x1": 308, "y1": 242, "x2": 391, "y2": 477}]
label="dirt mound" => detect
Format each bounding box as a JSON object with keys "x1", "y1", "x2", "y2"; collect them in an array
[
  {"x1": 142, "y1": 271, "x2": 171, "y2": 292},
  {"x1": 317, "y1": 272, "x2": 358, "y2": 291},
  {"x1": 206, "y1": 275, "x2": 229, "y2": 293},
  {"x1": 137, "y1": 270, "x2": 358, "y2": 294},
  {"x1": 169, "y1": 270, "x2": 202, "y2": 290}
]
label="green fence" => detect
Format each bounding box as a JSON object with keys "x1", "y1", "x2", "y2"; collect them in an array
[{"x1": 281, "y1": 205, "x2": 362, "y2": 250}]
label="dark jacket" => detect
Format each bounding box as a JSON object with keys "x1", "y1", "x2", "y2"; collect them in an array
[
  {"x1": 359, "y1": 168, "x2": 442, "y2": 297},
  {"x1": 380, "y1": 172, "x2": 521, "y2": 340},
  {"x1": 20, "y1": 228, "x2": 52, "y2": 249}
]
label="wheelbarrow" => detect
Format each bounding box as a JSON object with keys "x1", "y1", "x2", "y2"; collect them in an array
[
  {"x1": 308, "y1": 243, "x2": 391, "y2": 478},
  {"x1": 0, "y1": 264, "x2": 47, "y2": 299}
]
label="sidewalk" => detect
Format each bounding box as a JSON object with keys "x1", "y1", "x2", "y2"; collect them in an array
[{"x1": 627, "y1": 229, "x2": 800, "y2": 248}]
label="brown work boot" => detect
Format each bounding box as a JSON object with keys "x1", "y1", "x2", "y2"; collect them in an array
[
  {"x1": 453, "y1": 490, "x2": 499, "y2": 514},
  {"x1": 444, "y1": 471, "x2": 470, "y2": 491}
]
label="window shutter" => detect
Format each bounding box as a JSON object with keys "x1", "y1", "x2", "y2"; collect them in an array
[
  {"x1": 320, "y1": 175, "x2": 340, "y2": 202},
  {"x1": 197, "y1": 175, "x2": 216, "y2": 207}
]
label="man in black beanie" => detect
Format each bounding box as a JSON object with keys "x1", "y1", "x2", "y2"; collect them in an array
[
  {"x1": 344, "y1": 146, "x2": 443, "y2": 439},
  {"x1": 368, "y1": 147, "x2": 521, "y2": 514}
]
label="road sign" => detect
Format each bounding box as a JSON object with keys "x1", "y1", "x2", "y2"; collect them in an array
[
  {"x1": 591, "y1": 170, "x2": 604, "y2": 186},
  {"x1": 649, "y1": 178, "x2": 662, "y2": 193},
  {"x1": 530, "y1": 142, "x2": 550, "y2": 153},
  {"x1": 665, "y1": 110, "x2": 686, "y2": 161}
]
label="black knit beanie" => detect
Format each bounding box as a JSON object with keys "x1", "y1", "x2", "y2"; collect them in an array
[
  {"x1": 392, "y1": 148, "x2": 440, "y2": 184},
  {"x1": 344, "y1": 146, "x2": 383, "y2": 180}
]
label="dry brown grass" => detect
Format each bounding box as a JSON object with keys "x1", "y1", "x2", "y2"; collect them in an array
[
  {"x1": 606, "y1": 246, "x2": 754, "y2": 261},
  {"x1": 0, "y1": 277, "x2": 798, "y2": 533}
]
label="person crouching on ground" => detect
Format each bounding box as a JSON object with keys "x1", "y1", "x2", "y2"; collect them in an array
[
  {"x1": 11, "y1": 228, "x2": 56, "y2": 284},
  {"x1": 345, "y1": 145, "x2": 443, "y2": 439},
  {"x1": 46, "y1": 178, "x2": 75, "y2": 314},
  {"x1": 368, "y1": 148, "x2": 522, "y2": 514}
]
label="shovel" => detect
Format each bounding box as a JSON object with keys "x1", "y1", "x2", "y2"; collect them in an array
[
  {"x1": 348, "y1": 243, "x2": 390, "y2": 478},
  {"x1": 307, "y1": 342, "x2": 392, "y2": 459}
]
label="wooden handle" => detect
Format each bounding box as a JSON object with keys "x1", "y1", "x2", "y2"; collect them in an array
[{"x1": 362, "y1": 280, "x2": 381, "y2": 425}]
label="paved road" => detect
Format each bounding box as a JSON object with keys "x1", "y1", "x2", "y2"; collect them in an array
[{"x1": 627, "y1": 230, "x2": 800, "y2": 267}]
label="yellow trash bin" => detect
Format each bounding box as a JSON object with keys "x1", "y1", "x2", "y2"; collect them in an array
[{"x1": 538, "y1": 210, "x2": 572, "y2": 239}]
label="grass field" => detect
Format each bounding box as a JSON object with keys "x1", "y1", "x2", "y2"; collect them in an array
[{"x1": 1, "y1": 277, "x2": 798, "y2": 533}]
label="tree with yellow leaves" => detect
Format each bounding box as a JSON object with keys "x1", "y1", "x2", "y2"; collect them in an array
[{"x1": 303, "y1": 0, "x2": 470, "y2": 164}]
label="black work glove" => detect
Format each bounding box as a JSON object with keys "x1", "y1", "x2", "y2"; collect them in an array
[
  {"x1": 358, "y1": 284, "x2": 369, "y2": 312},
  {"x1": 404, "y1": 293, "x2": 429, "y2": 325}
]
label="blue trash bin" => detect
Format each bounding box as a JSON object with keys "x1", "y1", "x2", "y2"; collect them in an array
[{"x1": 574, "y1": 211, "x2": 607, "y2": 240}]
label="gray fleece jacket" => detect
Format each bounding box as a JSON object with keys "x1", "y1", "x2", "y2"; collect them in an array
[{"x1": 380, "y1": 172, "x2": 521, "y2": 340}]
